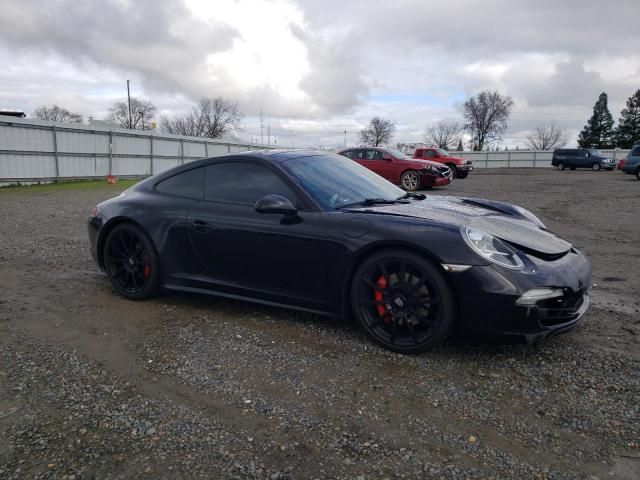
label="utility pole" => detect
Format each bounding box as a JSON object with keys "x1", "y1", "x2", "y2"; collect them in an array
[
  {"x1": 259, "y1": 109, "x2": 264, "y2": 145},
  {"x1": 267, "y1": 125, "x2": 271, "y2": 145},
  {"x1": 126, "y1": 80, "x2": 132, "y2": 129},
  {"x1": 344, "y1": 129, "x2": 347, "y2": 148}
]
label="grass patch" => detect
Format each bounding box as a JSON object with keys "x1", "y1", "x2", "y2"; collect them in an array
[{"x1": 0, "y1": 178, "x2": 142, "y2": 194}]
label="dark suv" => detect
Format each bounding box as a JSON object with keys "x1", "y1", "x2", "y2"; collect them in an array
[
  {"x1": 621, "y1": 144, "x2": 640, "y2": 179},
  {"x1": 552, "y1": 148, "x2": 615, "y2": 171}
]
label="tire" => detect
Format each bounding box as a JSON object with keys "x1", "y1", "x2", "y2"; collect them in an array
[
  {"x1": 592, "y1": 162, "x2": 601, "y2": 171},
  {"x1": 636, "y1": 168, "x2": 640, "y2": 180},
  {"x1": 456, "y1": 170, "x2": 469, "y2": 179},
  {"x1": 400, "y1": 170, "x2": 420, "y2": 191},
  {"x1": 557, "y1": 162, "x2": 565, "y2": 171},
  {"x1": 350, "y1": 249, "x2": 456, "y2": 354},
  {"x1": 103, "y1": 223, "x2": 160, "y2": 300}
]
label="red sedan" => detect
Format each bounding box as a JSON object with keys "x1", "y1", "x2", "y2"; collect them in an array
[{"x1": 337, "y1": 147, "x2": 453, "y2": 191}]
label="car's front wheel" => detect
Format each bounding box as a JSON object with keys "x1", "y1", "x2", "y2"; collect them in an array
[
  {"x1": 592, "y1": 162, "x2": 601, "y2": 171},
  {"x1": 103, "y1": 223, "x2": 160, "y2": 300},
  {"x1": 456, "y1": 170, "x2": 469, "y2": 179},
  {"x1": 400, "y1": 170, "x2": 420, "y2": 191},
  {"x1": 351, "y1": 249, "x2": 456, "y2": 353},
  {"x1": 557, "y1": 162, "x2": 565, "y2": 171}
]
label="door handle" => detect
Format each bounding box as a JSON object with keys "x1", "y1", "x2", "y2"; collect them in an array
[{"x1": 191, "y1": 219, "x2": 210, "y2": 232}]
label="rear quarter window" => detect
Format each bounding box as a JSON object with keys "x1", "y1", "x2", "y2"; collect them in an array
[{"x1": 155, "y1": 167, "x2": 205, "y2": 199}]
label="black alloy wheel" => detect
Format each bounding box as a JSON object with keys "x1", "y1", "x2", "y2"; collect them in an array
[
  {"x1": 104, "y1": 223, "x2": 159, "y2": 300},
  {"x1": 351, "y1": 249, "x2": 455, "y2": 353}
]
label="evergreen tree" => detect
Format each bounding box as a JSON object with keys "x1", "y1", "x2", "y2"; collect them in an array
[
  {"x1": 578, "y1": 92, "x2": 615, "y2": 148},
  {"x1": 615, "y1": 89, "x2": 640, "y2": 148}
]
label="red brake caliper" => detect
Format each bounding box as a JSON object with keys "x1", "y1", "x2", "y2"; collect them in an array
[{"x1": 374, "y1": 275, "x2": 390, "y2": 323}]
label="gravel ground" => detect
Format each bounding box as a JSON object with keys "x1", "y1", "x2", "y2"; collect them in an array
[{"x1": 0, "y1": 169, "x2": 639, "y2": 479}]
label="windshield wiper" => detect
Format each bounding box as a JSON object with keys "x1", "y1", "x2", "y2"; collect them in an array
[
  {"x1": 336, "y1": 198, "x2": 410, "y2": 210},
  {"x1": 397, "y1": 192, "x2": 426, "y2": 200}
]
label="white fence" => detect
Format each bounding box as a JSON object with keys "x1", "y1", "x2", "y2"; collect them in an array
[
  {"x1": 0, "y1": 115, "x2": 276, "y2": 186},
  {"x1": 0, "y1": 116, "x2": 631, "y2": 185},
  {"x1": 449, "y1": 149, "x2": 629, "y2": 169}
]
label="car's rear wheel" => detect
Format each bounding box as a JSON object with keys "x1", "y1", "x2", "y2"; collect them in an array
[
  {"x1": 592, "y1": 162, "x2": 601, "y2": 171},
  {"x1": 557, "y1": 162, "x2": 565, "y2": 171},
  {"x1": 400, "y1": 170, "x2": 420, "y2": 191},
  {"x1": 104, "y1": 223, "x2": 159, "y2": 300},
  {"x1": 351, "y1": 249, "x2": 455, "y2": 354}
]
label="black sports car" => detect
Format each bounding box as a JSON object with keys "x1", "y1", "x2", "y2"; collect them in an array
[{"x1": 88, "y1": 150, "x2": 591, "y2": 353}]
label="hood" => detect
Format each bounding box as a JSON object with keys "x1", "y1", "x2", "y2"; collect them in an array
[
  {"x1": 410, "y1": 159, "x2": 449, "y2": 169},
  {"x1": 350, "y1": 196, "x2": 572, "y2": 256}
]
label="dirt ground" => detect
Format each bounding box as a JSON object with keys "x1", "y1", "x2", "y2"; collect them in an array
[{"x1": 1, "y1": 169, "x2": 639, "y2": 479}]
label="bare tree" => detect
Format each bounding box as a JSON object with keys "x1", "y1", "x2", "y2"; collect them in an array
[
  {"x1": 160, "y1": 97, "x2": 241, "y2": 139},
  {"x1": 525, "y1": 124, "x2": 568, "y2": 150},
  {"x1": 33, "y1": 105, "x2": 82, "y2": 123},
  {"x1": 423, "y1": 120, "x2": 463, "y2": 149},
  {"x1": 463, "y1": 91, "x2": 514, "y2": 151},
  {"x1": 360, "y1": 117, "x2": 395, "y2": 146},
  {"x1": 106, "y1": 98, "x2": 156, "y2": 130}
]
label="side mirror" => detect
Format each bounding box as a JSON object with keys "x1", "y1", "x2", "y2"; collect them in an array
[
  {"x1": 255, "y1": 194, "x2": 297, "y2": 216},
  {"x1": 382, "y1": 154, "x2": 393, "y2": 161}
]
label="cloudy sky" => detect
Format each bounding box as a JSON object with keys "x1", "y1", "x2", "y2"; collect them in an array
[{"x1": 1, "y1": 0, "x2": 639, "y2": 148}]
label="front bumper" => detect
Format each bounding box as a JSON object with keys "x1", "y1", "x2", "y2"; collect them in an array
[
  {"x1": 447, "y1": 248, "x2": 592, "y2": 342},
  {"x1": 456, "y1": 164, "x2": 473, "y2": 171},
  {"x1": 419, "y1": 169, "x2": 453, "y2": 187}
]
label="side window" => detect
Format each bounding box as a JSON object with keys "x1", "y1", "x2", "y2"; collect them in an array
[
  {"x1": 425, "y1": 149, "x2": 435, "y2": 158},
  {"x1": 366, "y1": 150, "x2": 383, "y2": 160},
  {"x1": 341, "y1": 150, "x2": 354, "y2": 159},
  {"x1": 155, "y1": 167, "x2": 204, "y2": 199},
  {"x1": 630, "y1": 146, "x2": 640, "y2": 157},
  {"x1": 205, "y1": 162, "x2": 299, "y2": 207},
  {"x1": 415, "y1": 149, "x2": 423, "y2": 158},
  {"x1": 351, "y1": 149, "x2": 364, "y2": 160}
]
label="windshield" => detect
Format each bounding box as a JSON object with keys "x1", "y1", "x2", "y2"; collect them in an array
[
  {"x1": 588, "y1": 149, "x2": 603, "y2": 156},
  {"x1": 281, "y1": 154, "x2": 405, "y2": 211},
  {"x1": 382, "y1": 147, "x2": 411, "y2": 160},
  {"x1": 436, "y1": 148, "x2": 449, "y2": 156}
]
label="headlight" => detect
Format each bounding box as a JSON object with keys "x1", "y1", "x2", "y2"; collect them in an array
[
  {"x1": 513, "y1": 205, "x2": 545, "y2": 228},
  {"x1": 461, "y1": 226, "x2": 524, "y2": 270}
]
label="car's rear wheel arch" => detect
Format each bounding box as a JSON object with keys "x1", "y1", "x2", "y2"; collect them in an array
[
  {"x1": 97, "y1": 217, "x2": 158, "y2": 271},
  {"x1": 341, "y1": 242, "x2": 459, "y2": 321}
]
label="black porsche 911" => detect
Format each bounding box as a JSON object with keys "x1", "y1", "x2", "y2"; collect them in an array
[{"x1": 88, "y1": 150, "x2": 591, "y2": 353}]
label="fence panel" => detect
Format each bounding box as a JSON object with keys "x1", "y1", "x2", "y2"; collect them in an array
[{"x1": 1, "y1": 115, "x2": 633, "y2": 185}]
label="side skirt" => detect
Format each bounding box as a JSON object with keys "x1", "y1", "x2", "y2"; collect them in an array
[{"x1": 163, "y1": 283, "x2": 340, "y2": 319}]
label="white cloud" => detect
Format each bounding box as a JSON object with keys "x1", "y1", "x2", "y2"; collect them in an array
[{"x1": 0, "y1": 0, "x2": 638, "y2": 148}]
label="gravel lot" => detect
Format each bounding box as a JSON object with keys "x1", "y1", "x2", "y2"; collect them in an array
[{"x1": 1, "y1": 169, "x2": 639, "y2": 479}]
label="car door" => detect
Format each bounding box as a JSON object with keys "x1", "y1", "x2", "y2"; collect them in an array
[
  {"x1": 424, "y1": 149, "x2": 440, "y2": 164},
  {"x1": 186, "y1": 159, "x2": 327, "y2": 307},
  {"x1": 362, "y1": 149, "x2": 396, "y2": 182},
  {"x1": 576, "y1": 149, "x2": 589, "y2": 167}
]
